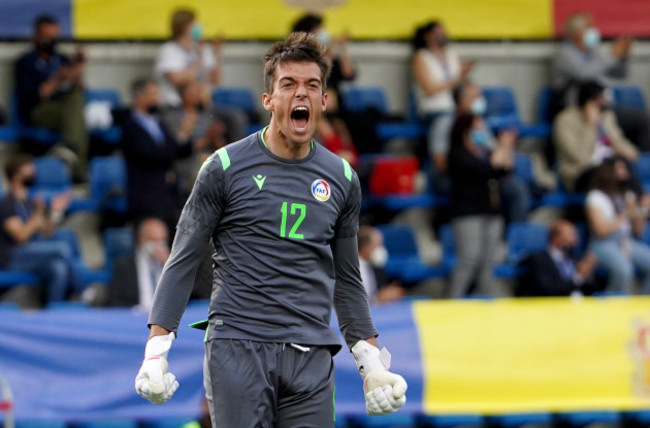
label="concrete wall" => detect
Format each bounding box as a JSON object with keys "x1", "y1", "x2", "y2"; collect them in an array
[{"x1": 4, "y1": 40, "x2": 650, "y2": 122}]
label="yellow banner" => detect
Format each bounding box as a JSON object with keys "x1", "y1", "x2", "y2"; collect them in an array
[
  {"x1": 73, "y1": 0, "x2": 552, "y2": 40},
  {"x1": 413, "y1": 297, "x2": 650, "y2": 414}
]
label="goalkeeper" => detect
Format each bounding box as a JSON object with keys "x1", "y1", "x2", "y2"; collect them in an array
[{"x1": 135, "y1": 32, "x2": 407, "y2": 426}]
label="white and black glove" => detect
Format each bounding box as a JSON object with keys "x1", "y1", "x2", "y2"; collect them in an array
[
  {"x1": 135, "y1": 332, "x2": 179, "y2": 404},
  {"x1": 351, "y1": 340, "x2": 407, "y2": 415}
]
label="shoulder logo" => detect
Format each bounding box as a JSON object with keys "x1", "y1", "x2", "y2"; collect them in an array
[
  {"x1": 253, "y1": 174, "x2": 266, "y2": 190},
  {"x1": 311, "y1": 179, "x2": 331, "y2": 202}
]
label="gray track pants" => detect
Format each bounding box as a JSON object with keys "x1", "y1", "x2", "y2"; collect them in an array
[{"x1": 204, "y1": 339, "x2": 335, "y2": 428}]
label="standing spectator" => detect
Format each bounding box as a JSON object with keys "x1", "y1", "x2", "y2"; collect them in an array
[
  {"x1": 154, "y1": 8, "x2": 247, "y2": 141},
  {"x1": 121, "y1": 78, "x2": 202, "y2": 232},
  {"x1": 14, "y1": 14, "x2": 88, "y2": 180},
  {"x1": 357, "y1": 225, "x2": 406, "y2": 304},
  {"x1": 519, "y1": 220, "x2": 598, "y2": 297},
  {"x1": 554, "y1": 80, "x2": 639, "y2": 193},
  {"x1": 412, "y1": 21, "x2": 474, "y2": 162},
  {"x1": 447, "y1": 114, "x2": 513, "y2": 298},
  {"x1": 585, "y1": 160, "x2": 650, "y2": 294},
  {"x1": 0, "y1": 154, "x2": 75, "y2": 304},
  {"x1": 552, "y1": 13, "x2": 649, "y2": 151}
]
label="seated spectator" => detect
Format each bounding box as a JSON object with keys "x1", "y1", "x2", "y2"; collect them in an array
[
  {"x1": 316, "y1": 89, "x2": 359, "y2": 168},
  {"x1": 162, "y1": 80, "x2": 228, "y2": 197},
  {"x1": 447, "y1": 114, "x2": 513, "y2": 298},
  {"x1": 433, "y1": 81, "x2": 531, "y2": 223},
  {"x1": 154, "y1": 8, "x2": 247, "y2": 141},
  {"x1": 412, "y1": 21, "x2": 473, "y2": 161},
  {"x1": 0, "y1": 154, "x2": 76, "y2": 305},
  {"x1": 121, "y1": 78, "x2": 203, "y2": 232},
  {"x1": 357, "y1": 225, "x2": 406, "y2": 304},
  {"x1": 585, "y1": 159, "x2": 650, "y2": 294},
  {"x1": 552, "y1": 13, "x2": 649, "y2": 151},
  {"x1": 108, "y1": 218, "x2": 211, "y2": 311},
  {"x1": 554, "y1": 80, "x2": 640, "y2": 193},
  {"x1": 519, "y1": 220, "x2": 598, "y2": 297},
  {"x1": 14, "y1": 14, "x2": 88, "y2": 180}
]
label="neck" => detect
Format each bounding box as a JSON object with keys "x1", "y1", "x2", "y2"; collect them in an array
[
  {"x1": 11, "y1": 185, "x2": 27, "y2": 201},
  {"x1": 176, "y1": 36, "x2": 192, "y2": 50},
  {"x1": 263, "y1": 123, "x2": 312, "y2": 160},
  {"x1": 429, "y1": 44, "x2": 444, "y2": 56}
]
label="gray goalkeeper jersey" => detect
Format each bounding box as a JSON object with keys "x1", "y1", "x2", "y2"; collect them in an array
[{"x1": 149, "y1": 129, "x2": 377, "y2": 352}]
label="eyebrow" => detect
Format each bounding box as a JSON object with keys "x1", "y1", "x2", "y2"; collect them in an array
[{"x1": 278, "y1": 76, "x2": 322, "y2": 85}]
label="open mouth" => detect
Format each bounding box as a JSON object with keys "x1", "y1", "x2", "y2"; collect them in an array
[{"x1": 290, "y1": 106, "x2": 310, "y2": 132}]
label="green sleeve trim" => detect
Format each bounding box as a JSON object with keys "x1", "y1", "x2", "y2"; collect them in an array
[
  {"x1": 342, "y1": 158, "x2": 352, "y2": 182},
  {"x1": 217, "y1": 147, "x2": 230, "y2": 171},
  {"x1": 260, "y1": 126, "x2": 269, "y2": 147}
]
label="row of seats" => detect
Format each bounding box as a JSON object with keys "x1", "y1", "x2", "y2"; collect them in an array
[{"x1": 6, "y1": 409, "x2": 649, "y2": 428}]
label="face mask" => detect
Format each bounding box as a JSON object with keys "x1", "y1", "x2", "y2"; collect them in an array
[
  {"x1": 191, "y1": 22, "x2": 203, "y2": 41},
  {"x1": 559, "y1": 244, "x2": 578, "y2": 259},
  {"x1": 470, "y1": 96, "x2": 487, "y2": 116},
  {"x1": 142, "y1": 240, "x2": 169, "y2": 258},
  {"x1": 369, "y1": 246, "x2": 388, "y2": 268},
  {"x1": 316, "y1": 29, "x2": 331, "y2": 47},
  {"x1": 582, "y1": 27, "x2": 601, "y2": 49},
  {"x1": 36, "y1": 40, "x2": 56, "y2": 55},
  {"x1": 146, "y1": 105, "x2": 160, "y2": 115},
  {"x1": 22, "y1": 176, "x2": 36, "y2": 188},
  {"x1": 470, "y1": 129, "x2": 490, "y2": 147}
]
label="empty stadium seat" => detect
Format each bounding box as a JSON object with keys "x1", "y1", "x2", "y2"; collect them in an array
[
  {"x1": 377, "y1": 224, "x2": 446, "y2": 283},
  {"x1": 88, "y1": 156, "x2": 128, "y2": 213},
  {"x1": 482, "y1": 87, "x2": 550, "y2": 138},
  {"x1": 612, "y1": 85, "x2": 646, "y2": 110},
  {"x1": 513, "y1": 153, "x2": 583, "y2": 208},
  {"x1": 494, "y1": 222, "x2": 548, "y2": 278},
  {"x1": 341, "y1": 86, "x2": 423, "y2": 141},
  {"x1": 0, "y1": 270, "x2": 40, "y2": 288},
  {"x1": 534, "y1": 86, "x2": 554, "y2": 126},
  {"x1": 103, "y1": 227, "x2": 135, "y2": 269},
  {"x1": 33, "y1": 157, "x2": 71, "y2": 196},
  {"x1": 85, "y1": 88, "x2": 123, "y2": 144},
  {"x1": 212, "y1": 87, "x2": 263, "y2": 134}
]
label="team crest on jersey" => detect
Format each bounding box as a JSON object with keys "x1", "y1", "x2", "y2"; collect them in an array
[{"x1": 311, "y1": 179, "x2": 331, "y2": 202}]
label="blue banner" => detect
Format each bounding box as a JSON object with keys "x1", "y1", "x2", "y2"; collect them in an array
[{"x1": 0, "y1": 0, "x2": 72, "y2": 39}]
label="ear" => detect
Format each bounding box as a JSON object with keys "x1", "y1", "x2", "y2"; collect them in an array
[
  {"x1": 262, "y1": 93, "x2": 273, "y2": 112},
  {"x1": 321, "y1": 91, "x2": 328, "y2": 112}
]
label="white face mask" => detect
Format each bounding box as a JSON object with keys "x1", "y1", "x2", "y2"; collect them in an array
[
  {"x1": 369, "y1": 246, "x2": 388, "y2": 268},
  {"x1": 583, "y1": 27, "x2": 601, "y2": 49},
  {"x1": 141, "y1": 240, "x2": 168, "y2": 260},
  {"x1": 470, "y1": 96, "x2": 487, "y2": 116},
  {"x1": 316, "y1": 29, "x2": 331, "y2": 47}
]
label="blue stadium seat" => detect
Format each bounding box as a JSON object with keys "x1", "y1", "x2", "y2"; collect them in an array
[
  {"x1": 612, "y1": 85, "x2": 646, "y2": 110},
  {"x1": 494, "y1": 222, "x2": 548, "y2": 278},
  {"x1": 418, "y1": 414, "x2": 484, "y2": 427},
  {"x1": 10, "y1": 92, "x2": 61, "y2": 145},
  {"x1": 0, "y1": 301, "x2": 21, "y2": 311},
  {"x1": 212, "y1": 87, "x2": 263, "y2": 134},
  {"x1": 535, "y1": 86, "x2": 554, "y2": 126},
  {"x1": 555, "y1": 411, "x2": 621, "y2": 426},
  {"x1": 0, "y1": 270, "x2": 40, "y2": 288},
  {"x1": 88, "y1": 156, "x2": 128, "y2": 213},
  {"x1": 103, "y1": 227, "x2": 135, "y2": 270},
  {"x1": 622, "y1": 410, "x2": 650, "y2": 426},
  {"x1": 16, "y1": 420, "x2": 68, "y2": 428},
  {"x1": 341, "y1": 86, "x2": 423, "y2": 141},
  {"x1": 486, "y1": 412, "x2": 552, "y2": 427},
  {"x1": 377, "y1": 224, "x2": 446, "y2": 283},
  {"x1": 438, "y1": 224, "x2": 457, "y2": 274},
  {"x1": 482, "y1": 87, "x2": 550, "y2": 138},
  {"x1": 85, "y1": 88, "x2": 123, "y2": 144},
  {"x1": 634, "y1": 152, "x2": 650, "y2": 192},
  {"x1": 73, "y1": 420, "x2": 137, "y2": 428},
  {"x1": 31, "y1": 157, "x2": 93, "y2": 212},
  {"x1": 0, "y1": 126, "x2": 18, "y2": 143},
  {"x1": 347, "y1": 413, "x2": 416, "y2": 427}
]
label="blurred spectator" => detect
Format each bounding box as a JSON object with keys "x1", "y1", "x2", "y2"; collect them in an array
[
  {"x1": 585, "y1": 159, "x2": 650, "y2": 294},
  {"x1": 412, "y1": 21, "x2": 473, "y2": 162},
  {"x1": 432, "y1": 81, "x2": 531, "y2": 223},
  {"x1": 14, "y1": 14, "x2": 88, "y2": 180},
  {"x1": 108, "y1": 218, "x2": 212, "y2": 311},
  {"x1": 155, "y1": 9, "x2": 247, "y2": 141},
  {"x1": 316, "y1": 88, "x2": 359, "y2": 168},
  {"x1": 121, "y1": 78, "x2": 202, "y2": 232},
  {"x1": 519, "y1": 220, "x2": 598, "y2": 297},
  {"x1": 447, "y1": 114, "x2": 513, "y2": 298},
  {"x1": 291, "y1": 14, "x2": 356, "y2": 96},
  {"x1": 162, "y1": 80, "x2": 228, "y2": 197},
  {"x1": 552, "y1": 13, "x2": 649, "y2": 151},
  {"x1": 554, "y1": 80, "x2": 640, "y2": 193},
  {"x1": 0, "y1": 154, "x2": 76, "y2": 305},
  {"x1": 357, "y1": 225, "x2": 406, "y2": 304}
]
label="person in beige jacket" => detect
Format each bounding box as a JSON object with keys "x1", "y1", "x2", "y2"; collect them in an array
[{"x1": 554, "y1": 80, "x2": 639, "y2": 192}]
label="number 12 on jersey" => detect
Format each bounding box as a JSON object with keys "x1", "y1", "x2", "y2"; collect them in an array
[{"x1": 280, "y1": 202, "x2": 306, "y2": 239}]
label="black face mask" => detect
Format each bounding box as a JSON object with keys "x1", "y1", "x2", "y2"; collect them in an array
[
  {"x1": 196, "y1": 102, "x2": 206, "y2": 113},
  {"x1": 36, "y1": 40, "x2": 57, "y2": 55},
  {"x1": 22, "y1": 176, "x2": 36, "y2": 188},
  {"x1": 559, "y1": 244, "x2": 578, "y2": 260},
  {"x1": 146, "y1": 105, "x2": 160, "y2": 115},
  {"x1": 436, "y1": 35, "x2": 449, "y2": 47}
]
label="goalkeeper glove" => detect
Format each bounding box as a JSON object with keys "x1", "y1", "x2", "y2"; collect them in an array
[
  {"x1": 351, "y1": 340, "x2": 407, "y2": 416},
  {"x1": 135, "y1": 332, "x2": 179, "y2": 404}
]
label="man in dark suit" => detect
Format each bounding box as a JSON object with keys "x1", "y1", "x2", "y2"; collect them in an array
[
  {"x1": 109, "y1": 217, "x2": 211, "y2": 309},
  {"x1": 358, "y1": 225, "x2": 406, "y2": 304},
  {"x1": 519, "y1": 219, "x2": 598, "y2": 297},
  {"x1": 121, "y1": 78, "x2": 203, "y2": 232}
]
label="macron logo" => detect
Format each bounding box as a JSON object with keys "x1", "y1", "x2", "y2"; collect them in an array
[{"x1": 253, "y1": 174, "x2": 266, "y2": 190}]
